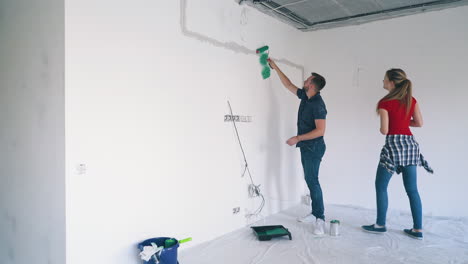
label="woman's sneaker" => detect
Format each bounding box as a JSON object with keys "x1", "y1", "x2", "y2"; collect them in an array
[
  {"x1": 404, "y1": 229, "x2": 423, "y2": 240},
  {"x1": 361, "y1": 224, "x2": 387, "y2": 233}
]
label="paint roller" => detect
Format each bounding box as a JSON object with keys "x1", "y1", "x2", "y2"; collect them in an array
[{"x1": 256, "y1": 45, "x2": 272, "y2": 79}]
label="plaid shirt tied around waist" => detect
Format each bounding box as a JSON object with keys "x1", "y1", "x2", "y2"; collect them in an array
[{"x1": 379, "y1": 135, "x2": 433, "y2": 174}]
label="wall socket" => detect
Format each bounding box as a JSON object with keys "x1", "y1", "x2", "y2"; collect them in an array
[
  {"x1": 76, "y1": 163, "x2": 87, "y2": 175},
  {"x1": 232, "y1": 207, "x2": 241, "y2": 214},
  {"x1": 301, "y1": 195, "x2": 311, "y2": 205}
]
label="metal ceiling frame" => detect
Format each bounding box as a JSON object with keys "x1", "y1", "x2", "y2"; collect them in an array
[{"x1": 239, "y1": 0, "x2": 468, "y2": 31}]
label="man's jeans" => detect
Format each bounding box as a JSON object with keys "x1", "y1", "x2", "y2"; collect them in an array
[{"x1": 300, "y1": 141, "x2": 326, "y2": 220}]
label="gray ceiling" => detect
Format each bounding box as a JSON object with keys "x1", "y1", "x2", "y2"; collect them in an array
[{"x1": 238, "y1": 0, "x2": 468, "y2": 31}]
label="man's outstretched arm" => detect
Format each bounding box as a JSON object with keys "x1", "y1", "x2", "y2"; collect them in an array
[{"x1": 269, "y1": 58, "x2": 299, "y2": 95}]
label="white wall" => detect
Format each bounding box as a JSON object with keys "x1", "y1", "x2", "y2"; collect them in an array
[
  {"x1": 0, "y1": 0, "x2": 65, "y2": 264},
  {"x1": 302, "y1": 6, "x2": 468, "y2": 218},
  {"x1": 65, "y1": 1, "x2": 468, "y2": 262},
  {"x1": 65, "y1": 0, "x2": 309, "y2": 263}
]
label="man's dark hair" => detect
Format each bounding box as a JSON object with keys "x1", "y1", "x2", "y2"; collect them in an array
[{"x1": 311, "y1": 72, "x2": 326, "y2": 91}]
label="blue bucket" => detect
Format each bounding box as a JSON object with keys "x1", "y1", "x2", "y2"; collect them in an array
[{"x1": 138, "y1": 237, "x2": 179, "y2": 264}]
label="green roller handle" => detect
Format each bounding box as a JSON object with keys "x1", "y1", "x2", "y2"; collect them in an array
[
  {"x1": 178, "y1": 237, "x2": 192, "y2": 244},
  {"x1": 164, "y1": 237, "x2": 192, "y2": 248}
]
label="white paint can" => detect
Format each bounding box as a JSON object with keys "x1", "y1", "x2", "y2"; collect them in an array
[{"x1": 330, "y1": 220, "x2": 340, "y2": 236}]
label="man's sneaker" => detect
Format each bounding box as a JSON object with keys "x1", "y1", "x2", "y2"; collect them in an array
[
  {"x1": 313, "y1": 218, "x2": 325, "y2": 236},
  {"x1": 361, "y1": 224, "x2": 387, "y2": 234},
  {"x1": 404, "y1": 229, "x2": 423, "y2": 240},
  {"x1": 297, "y1": 214, "x2": 316, "y2": 223}
]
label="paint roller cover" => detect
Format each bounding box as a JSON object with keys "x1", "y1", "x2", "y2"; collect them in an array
[
  {"x1": 256, "y1": 45, "x2": 269, "y2": 54},
  {"x1": 262, "y1": 67, "x2": 270, "y2": 79},
  {"x1": 259, "y1": 53, "x2": 269, "y2": 65}
]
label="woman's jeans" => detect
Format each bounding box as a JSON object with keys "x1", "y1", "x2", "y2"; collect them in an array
[{"x1": 375, "y1": 164, "x2": 422, "y2": 229}]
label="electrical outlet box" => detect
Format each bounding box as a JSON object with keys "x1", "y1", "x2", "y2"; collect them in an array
[
  {"x1": 76, "y1": 164, "x2": 87, "y2": 175},
  {"x1": 233, "y1": 207, "x2": 241, "y2": 214},
  {"x1": 224, "y1": 115, "x2": 252, "y2": 122},
  {"x1": 301, "y1": 195, "x2": 311, "y2": 205}
]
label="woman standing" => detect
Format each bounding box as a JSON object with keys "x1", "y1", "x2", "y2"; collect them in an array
[{"x1": 362, "y1": 69, "x2": 433, "y2": 240}]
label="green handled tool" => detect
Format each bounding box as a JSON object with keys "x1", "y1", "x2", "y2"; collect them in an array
[
  {"x1": 164, "y1": 237, "x2": 192, "y2": 248},
  {"x1": 256, "y1": 45, "x2": 271, "y2": 79}
]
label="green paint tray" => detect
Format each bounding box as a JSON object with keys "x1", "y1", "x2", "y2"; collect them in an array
[{"x1": 251, "y1": 225, "x2": 292, "y2": 241}]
